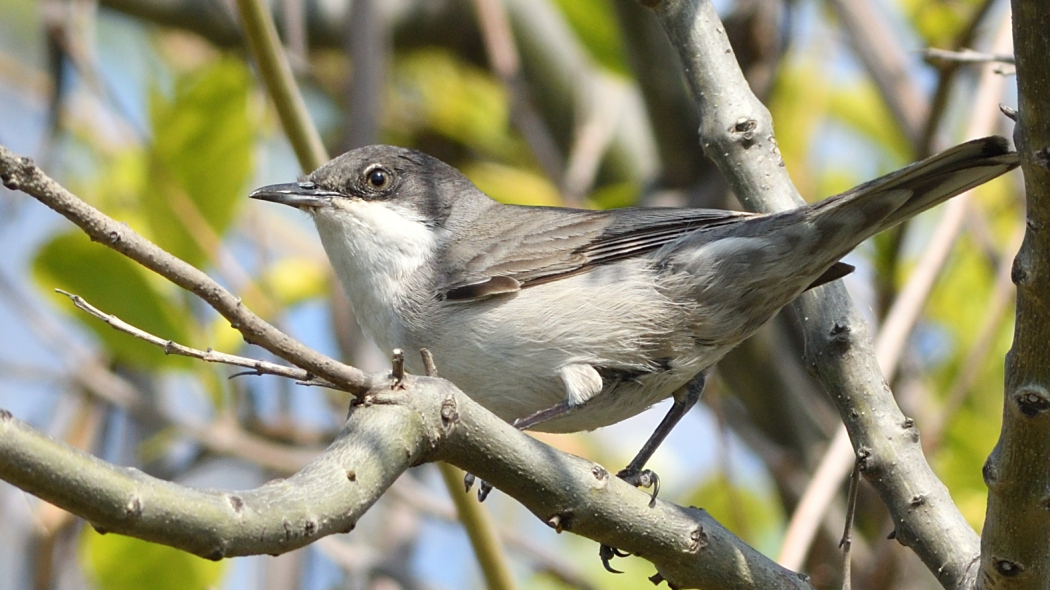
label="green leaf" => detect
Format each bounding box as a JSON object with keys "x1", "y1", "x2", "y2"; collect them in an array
[
  {"x1": 461, "y1": 161, "x2": 562, "y2": 206},
  {"x1": 33, "y1": 231, "x2": 193, "y2": 368},
  {"x1": 551, "y1": 0, "x2": 629, "y2": 75},
  {"x1": 827, "y1": 82, "x2": 911, "y2": 162},
  {"x1": 388, "y1": 49, "x2": 520, "y2": 158},
  {"x1": 145, "y1": 57, "x2": 254, "y2": 267},
  {"x1": 80, "y1": 528, "x2": 226, "y2": 590}
]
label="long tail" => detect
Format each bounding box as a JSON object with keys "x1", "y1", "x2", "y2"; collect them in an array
[
  {"x1": 812, "y1": 136, "x2": 1018, "y2": 238},
  {"x1": 800, "y1": 136, "x2": 1018, "y2": 287}
]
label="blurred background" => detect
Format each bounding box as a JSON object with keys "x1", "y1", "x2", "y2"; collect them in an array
[{"x1": 0, "y1": 0, "x2": 1022, "y2": 588}]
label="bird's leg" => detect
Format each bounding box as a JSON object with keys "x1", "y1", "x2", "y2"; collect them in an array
[
  {"x1": 617, "y1": 372, "x2": 706, "y2": 506},
  {"x1": 599, "y1": 372, "x2": 705, "y2": 573}
]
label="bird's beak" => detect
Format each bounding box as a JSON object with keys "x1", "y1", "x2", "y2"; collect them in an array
[{"x1": 249, "y1": 182, "x2": 341, "y2": 209}]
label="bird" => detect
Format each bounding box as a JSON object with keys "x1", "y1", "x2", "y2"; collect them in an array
[{"x1": 250, "y1": 136, "x2": 1017, "y2": 502}]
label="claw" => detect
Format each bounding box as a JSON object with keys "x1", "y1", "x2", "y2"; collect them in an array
[
  {"x1": 478, "y1": 480, "x2": 493, "y2": 502},
  {"x1": 617, "y1": 467, "x2": 661, "y2": 507},
  {"x1": 599, "y1": 544, "x2": 627, "y2": 573}
]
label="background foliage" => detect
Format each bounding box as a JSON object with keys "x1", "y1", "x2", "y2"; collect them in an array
[{"x1": 0, "y1": 0, "x2": 1021, "y2": 588}]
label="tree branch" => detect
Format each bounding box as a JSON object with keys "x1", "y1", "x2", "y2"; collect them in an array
[
  {"x1": 645, "y1": 0, "x2": 982, "y2": 586},
  {"x1": 56, "y1": 289, "x2": 334, "y2": 387},
  {"x1": 0, "y1": 145, "x2": 371, "y2": 395},
  {"x1": 979, "y1": 0, "x2": 1050, "y2": 585}
]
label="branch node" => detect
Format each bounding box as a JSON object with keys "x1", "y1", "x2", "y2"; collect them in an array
[
  {"x1": 420, "y1": 347, "x2": 438, "y2": 377},
  {"x1": 546, "y1": 512, "x2": 573, "y2": 533},
  {"x1": 439, "y1": 394, "x2": 459, "y2": 429},
  {"x1": 591, "y1": 464, "x2": 609, "y2": 483},
  {"x1": 1, "y1": 172, "x2": 18, "y2": 190},
  {"x1": 1011, "y1": 256, "x2": 1031, "y2": 286},
  {"x1": 227, "y1": 494, "x2": 245, "y2": 513},
  {"x1": 855, "y1": 447, "x2": 873, "y2": 472},
  {"x1": 205, "y1": 544, "x2": 227, "y2": 561},
  {"x1": 1035, "y1": 146, "x2": 1050, "y2": 169},
  {"x1": 124, "y1": 496, "x2": 143, "y2": 519},
  {"x1": 1013, "y1": 386, "x2": 1050, "y2": 417},
  {"x1": 390, "y1": 348, "x2": 405, "y2": 388},
  {"x1": 993, "y1": 558, "x2": 1024, "y2": 577},
  {"x1": 687, "y1": 525, "x2": 708, "y2": 553},
  {"x1": 729, "y1": 116, "x2": 757, "y2": 146},
  {"x1": 982, "y1": 457, "x2": 1000, "y2": 487}
]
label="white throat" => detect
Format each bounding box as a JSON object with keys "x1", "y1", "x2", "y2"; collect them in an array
[{"x1": 310, "y1": 199, "x2": 436, "y2": 350}]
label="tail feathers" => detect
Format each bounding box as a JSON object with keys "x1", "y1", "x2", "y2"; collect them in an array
[
  {"x1": 794, "y1": 136, "x2": 1017, "y2": 291},
  {"x1": 817, "y1": 136, "x2": 1019, "y2": 236}
]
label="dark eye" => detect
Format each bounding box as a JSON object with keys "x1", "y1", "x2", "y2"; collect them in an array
[{"x1": 365, "y1": 166, "x2": 392, "y2": 190}]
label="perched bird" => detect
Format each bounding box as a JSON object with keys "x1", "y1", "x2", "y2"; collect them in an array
[{"x1": 251, "y1": 137, "x2": 1017, "y2": 499}]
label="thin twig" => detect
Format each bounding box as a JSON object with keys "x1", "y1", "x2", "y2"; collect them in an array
[
  {"x1": 55, "y1": 289, "x2": 333, "y2": 388},
  {"x1": 234, "y1": 0, "x2": 327, "y2": 171},
  {"x1": 839, "y1": 461, "x2": 861, "y2": 590},
  {"x1": 0, "y1": 146, "x2": 371, "y2": 394},
  {"x1": 920, "y1": 47, "x2": 1015, "y2": 65}
]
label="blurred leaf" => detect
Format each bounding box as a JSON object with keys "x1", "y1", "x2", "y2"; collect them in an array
[
  {"x1": 388, "y1": 48, "x2": 520, "y2": 157},
  {"x1": 145, "y1": 57, "x2": 254, "y2": 267},
  {"x1": 901, "y1": 0, "x2": 980, "y2": 47},
  {"x1": 80, "y1": 528, "x2": 225, "y2": 590},
  {"x1": 261, "y1": 256, "x2": 329, "y2": 306},
  {"x1": 462, "y1": 161, "x2": 562, "y2": 206},
  {"x1": 925, "y1": 235, "x2": 1012, "y2": 529},
  {"x1": 827, "y1": 81, "x2": 911, "y2": 162},
  {"x1": 33, "y1": 231, "x2": 192, "y2": 368},
  {"x1": 768, "y1": 62, "x2": 830, "y2": 195},
  {"x1": 587, "y1": 180, "x2": 640, "y2": 210},
  {"x1": 551, "y1": 0, "x2": 629, "y2": 75}
]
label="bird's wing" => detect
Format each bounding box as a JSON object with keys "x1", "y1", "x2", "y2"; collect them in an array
[{"x1": 439, "y1": 206, "x2": 757, "y2": 301}]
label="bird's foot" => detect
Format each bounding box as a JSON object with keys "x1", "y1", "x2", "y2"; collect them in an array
[
  {"x1": 616, "y1": 466, "x2": 661, "y2": 508},
  {"x1": 598, "y1": 544, "x2": 632, "y2": 573},
  {"x1": 462, "y1": 472, "x2": 494, "y2": 502}
]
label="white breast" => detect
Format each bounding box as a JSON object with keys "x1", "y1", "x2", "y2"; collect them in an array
[{"x1": 310, "y1": 199, "x2": 436, "y2": 351}]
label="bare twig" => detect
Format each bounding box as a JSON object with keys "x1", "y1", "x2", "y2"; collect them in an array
[
  {"x1": 979, "y1": 0, "x2": 1050, "y2": 578},
  {"x1": 920, "y1": 47, "x2": 1015, "y2": 65},
  {"x1": 0, "y1": 146, "x2": 371, "y2": 394},
  {"x1": 839, "y1": 462, "x2": 861, "y2": 590},
  {"x1": 55, "y1": 289, "x2": 332, "y2": 387}
]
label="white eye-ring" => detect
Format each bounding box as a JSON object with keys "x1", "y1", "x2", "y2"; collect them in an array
[{"x1": 364, "y1": 165, "x2": 392, "y2": 190}]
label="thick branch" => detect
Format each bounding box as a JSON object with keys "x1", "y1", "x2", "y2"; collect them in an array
[
  {"x1": 1, "y1": 371, "x2": 813, "y2": 588},
  {"x1": 646, "y1": 1, "x2": 980, "y2": 586},
  {"x1": 979, "y1": 1, "x2": 1050, "y2": 586},
  {"x1": 0, "y1": 145, "x2": 371, "y2": 395},
  {"x1": 0, "y1": 389, "x2": 426, "y2": 558}
]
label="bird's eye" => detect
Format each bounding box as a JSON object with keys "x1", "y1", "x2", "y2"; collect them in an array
[{"x1": 365, "y1": 166, "x2": 392, "y2": 190}]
